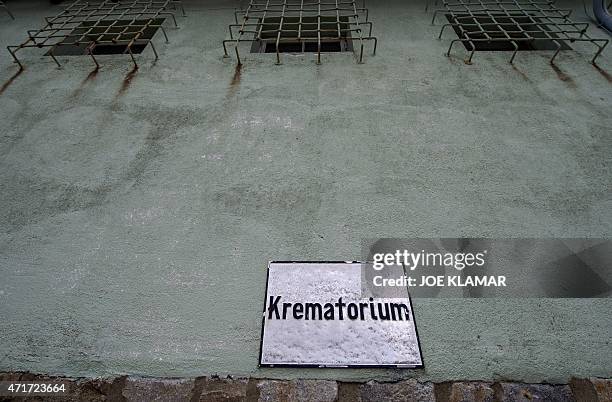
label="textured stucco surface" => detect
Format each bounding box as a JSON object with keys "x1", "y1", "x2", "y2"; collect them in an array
[{"x1": 0, "y1": 0, "x2": 611, "y2": 383}]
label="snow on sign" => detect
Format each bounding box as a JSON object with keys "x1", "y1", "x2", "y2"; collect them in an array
[{"x1": 259, "y1": 262, "x2": 423, "y2": 368}]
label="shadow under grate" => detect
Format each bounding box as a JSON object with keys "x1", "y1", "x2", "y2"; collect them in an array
[
  {"x1": 431, "y1": 0, "x2": 609, "y2": 65},
  {"x1": 224, "y1": 0, "x2": 377, "y2": 65},
  {"x1": 250, "y1": 16, "x2": 354, "y2": 53},
  {"x1": 7, "y1": 0, "x2": 185, "y2": 69},
  {"x1": 48, "y1": 18, "x2": 165, "y2": 56},
  {"x1": 445, "y1": 14, "x2": 572, "y2": 51}
]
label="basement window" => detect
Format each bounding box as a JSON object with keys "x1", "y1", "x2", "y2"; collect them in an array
[
  {"x1": 445, "y1": 14, "x2": 572, "y2": 51},
  {"x1": 48, "y1": 18, "x2": 165, "y2": 56},
  {"x1": 250, "y1": 16, "x2": 353, "y2": 53}
]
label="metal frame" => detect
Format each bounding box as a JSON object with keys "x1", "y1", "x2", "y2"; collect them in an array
[
  {"x1": 258, "y1": 262, "x2": 424, "y2": 368},
  {"x1": 429, "y1": 0, "x2": 609, "y2": 65},
  {"x1": 223, "y1": 0, "x2": 378, "y2": 65},
  {"x1": 7, "y1": 0, "x2": 186, "y2": 70},
  {"x1": 1, "y1": 0, "x2": 15, "y2": 20}
]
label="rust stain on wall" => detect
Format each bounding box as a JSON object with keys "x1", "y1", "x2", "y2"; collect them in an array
[
  {"x1": 593, "y1": 64, "x2": 612, "y2": 83},
  {"x1": 117, "y1": 67, "x2": 139, "y2": 97},
  {"x1": 230, "y1": 64, "x2": 242, "y2": 87},
  {"x1": 512, "y1": 65, "x2": 529, "y2": 81},
  {"x1": 70, "y1": 69, "x2": 99, "y2": 99},
  {"x1": 551, "y1": 64, "x2": 576, "y2": 88},
  {"x1": 225, "y1": 64, "x2": 243, "y2": 100},
  {"x1": 0, "y1": 68, "x2": 24, "y2": 96}
]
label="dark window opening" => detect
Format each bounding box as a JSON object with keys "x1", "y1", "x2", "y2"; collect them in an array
[
  {"x1": 251, "y1": 16, "x2": 353, "y2": 53},
  {"x1": 47, "y1": 18, "x2": 164, "y2": 56},
  {"x1": 445, "y1": 14, "x2": 572, "y2": 51},
  {"x1": 265, "y1": 42, "x2": 304, "y2": 53},
  {"x1": 304, "y1": 41, "x2": 342, "y2": 52}
]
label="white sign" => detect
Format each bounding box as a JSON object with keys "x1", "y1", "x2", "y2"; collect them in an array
[{"x1": 259, "y1": 262, "x2": 423, "y2": 368}]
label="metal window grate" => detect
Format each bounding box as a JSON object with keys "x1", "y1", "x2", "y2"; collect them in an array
[
  {"x1": 1, "y1": 0, "x2": 15, "y2": 20},
  {"x1": 249, "y1": 16, "x2": 354, "y2": 53},
  {"x1": 7, "y1": 0, "x2": 186, "y2": 70},
  {"x1": 429, "y1": 0, "x2": 609, "y2": 65},
  {"x1": 48, "y1": 18, "x2": 166, "y2": 56},
  {"x1": 223, "y1": 0, "x2": 378, "y2": 65}
]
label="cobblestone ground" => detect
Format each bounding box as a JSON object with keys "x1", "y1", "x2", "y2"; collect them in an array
[{"x1": 0, "y1": 372, "x2": 610, "y2": 401}]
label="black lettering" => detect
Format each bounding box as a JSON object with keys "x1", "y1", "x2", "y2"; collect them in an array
[
  {"x1": 390, "y1": 303, "x2": 410, "y2": 321},
  {"x1": 293, "y1": 303, "x2": 304, "y2": 319},
  {"x1": 335, "y1": 297, "x2": 346, "y2": 320},
  {"x1": 268, "y1": 296, "x2": 281, "y2": 319},
  {"x1": 359, "y1": 302, "x2": 368, "y2": 320},
  {"x1": 323, "y1": 303, "x2": 334, "y2": 320},
  {"x1": 282, "y1": 302, "x2": 292, "y2": 319},
  {"x1": 378, "y1": 303, "x2": 390, "y2": 320},
  {"x1": 269, "y1": 297, "x2": 409, "y2": 322},
  {"x1": 369, "y1": 297, "x2": 378, "y2": 320},
  {"x1": 305, "y1": 303, "x2": 323, "y2": 320}
]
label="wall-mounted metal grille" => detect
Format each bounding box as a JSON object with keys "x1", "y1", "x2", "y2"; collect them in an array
[
  {"x1": 249, "y1": 16, "x2": 354, "y2": 53},
  {"x1": 223, "y1": 0, "x2": 377, "y2": 64},
  {"x1": 48, "y1": 18, "x2": 166, "y2": 56},
  {"x1": 1, "y1": 0, "x2": 15, "y2": 20},
  {"x1": 7, "y1": 0, "x2": 185, "y2": 70},
  {"x1": 429, "y1": 0, "x2": 609, "y2": 65}
]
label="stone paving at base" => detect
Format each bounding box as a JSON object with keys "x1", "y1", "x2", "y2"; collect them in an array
[{"x1": 1, "y1": 372, "x2": 610, "y2": 401}]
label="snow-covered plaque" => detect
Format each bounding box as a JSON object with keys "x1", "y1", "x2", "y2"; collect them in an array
[{"x1": 259, "y1": 262, "x2": 423, "y2": 368}]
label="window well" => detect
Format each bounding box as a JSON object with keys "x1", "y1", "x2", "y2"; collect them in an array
[
  {"x1": 224, "y1": 0, "x2": 378, "y2": 64},
  {"x1": 431, "y1": 0, "x2": 609, "y2": 65},
  {"x1": 444, "y1": 14, "x2": 572, "y2": 52},
  {"x1": 7, "y1": 0, "x2": 185, "y2": 69},
  {"x1": 48, "y1": 19, "x2": 165, "y2": 56},
  {"x1": 250, "y1": 16, "x2": 354, "y2": 54}
]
